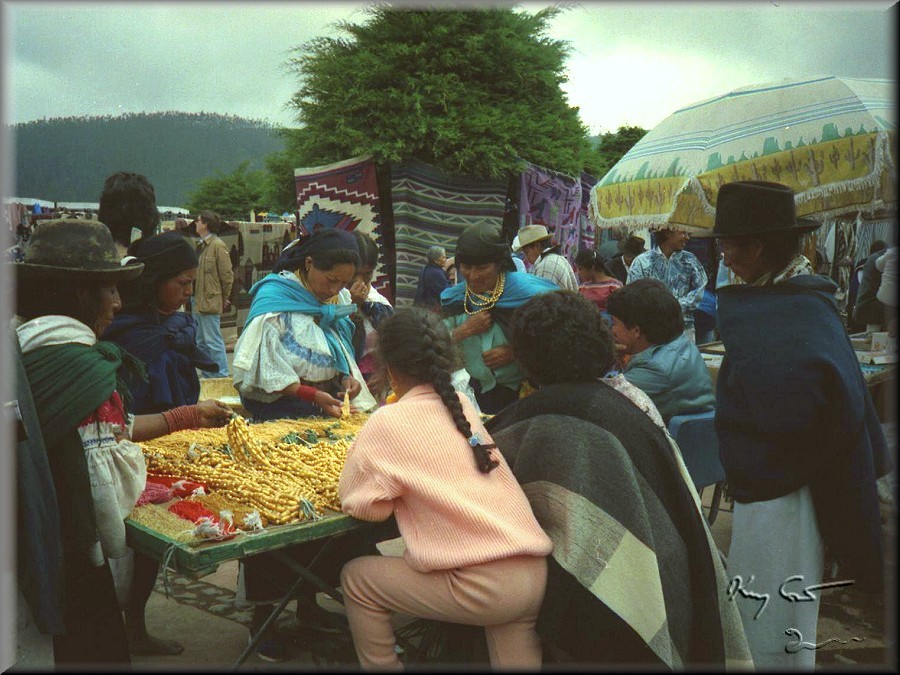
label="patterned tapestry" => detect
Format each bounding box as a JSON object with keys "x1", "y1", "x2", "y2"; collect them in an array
[
  {"x1": 518, "y1": 163, "x2": 596, "y2": 262},
  {"x1": 294, "y1": 155, "x2": 390, "y2": 294},
  {"x1": 390, "y1": 159, "x2": 507, "y2": 307}
]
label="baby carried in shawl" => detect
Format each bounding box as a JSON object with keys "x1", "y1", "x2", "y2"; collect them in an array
[{"x1": 485, "y1": 381, "x2": 753, "y2": 669}]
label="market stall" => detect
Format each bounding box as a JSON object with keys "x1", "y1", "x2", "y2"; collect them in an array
[{"x1": 124, "y1": 409, "x2": 374, "y2": 668}]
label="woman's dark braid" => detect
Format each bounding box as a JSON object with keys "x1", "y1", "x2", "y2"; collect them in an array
[{"x1": 420, "y1": 319, "x2": 499, "y2": 474}]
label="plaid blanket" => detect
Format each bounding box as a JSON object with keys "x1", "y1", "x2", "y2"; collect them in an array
[
  {"x1": 389, "y1": 159, "x2": 507, "y2": 307},
  {"x1": 485, "y1": 382, "x2": 752, "y2": 669},
  {"x1": 294, "y1": 155, "x2": 391, "y2": 297}
]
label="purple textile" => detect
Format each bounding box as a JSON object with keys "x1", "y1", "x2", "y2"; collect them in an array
[{"x1": 518, "y1": 164, "x2": 597, "y2": 262}]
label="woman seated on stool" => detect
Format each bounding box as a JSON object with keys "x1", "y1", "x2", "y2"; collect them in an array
[
  {"x1": 338, "y1": 307, "x2": 553, "y2": 670},
  {"x1": 232, "y1": 228, "x2": 377, "y2": 419}
]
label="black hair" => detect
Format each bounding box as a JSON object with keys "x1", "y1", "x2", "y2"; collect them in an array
[
  {"x1": 352, "y1": 230, "x2": 380, "y2": 270},
  {"x1": 870, "y1": 239, "x2": 887, "y2": 256},
  {"x1": 17, "y1": 279, "x2": 108, "y2": 333},
  {"x1": 198, "y1": 210, "x2": 223, "y2": 234},
  {"x1": 98, "y1": 172, "x2": 161, "y2": 246},
  {"x1": 377, "y1": 308, "x2": 499, "y2": 473},
  {"x1": 509, "y1": 290, "x2": 615, "y2": 386},
  {"x1": 574, "y1": 248, "x2": 611, "y2": 275},
  {"x1": 622, "y1": 235, "x2": 646, "y2": 259},
  {"x1": 606, "y1": 279, "x2": 684, "y2": 344},
  {"x1": 723, "y1": 230, "x2": 804, "y2": 276}
]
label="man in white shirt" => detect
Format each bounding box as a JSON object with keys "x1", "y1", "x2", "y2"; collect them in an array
[{"x1": 513, "y1": 224, "x2": 578, "y2": 291}]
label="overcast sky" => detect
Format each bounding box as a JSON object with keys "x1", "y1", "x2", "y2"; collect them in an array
[{"x1": 2, "y1": 1, "x2": 897, "y2": 136}]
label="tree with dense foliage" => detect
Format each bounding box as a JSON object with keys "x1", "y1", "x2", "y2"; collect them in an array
[
  {"x1": 271, "y1": 4, "x2": 593, "y2": 198},
  {"x1": 185, "y1": 160, "x2": 272, "y2": 219},
  {"x1": 592, "y1": 124, "x2": 648, "y2": 179}
]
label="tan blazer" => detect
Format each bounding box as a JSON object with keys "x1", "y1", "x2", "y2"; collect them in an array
[{"x1": 193, "y1": 234, "x2": 234, "y2": 314}]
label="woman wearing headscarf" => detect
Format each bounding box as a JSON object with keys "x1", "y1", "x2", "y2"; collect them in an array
[
  {"x1": 232, "y1": 228, "x2": 377, "y2": 421},
  {"x1": 13, "y1": 220, "x2": 231, "y2": 668},
  {"x1": 101, "y1": 230, "x2": 218, "y2": 656},
  {"x1": 440, "y1": 223, "x2": 557, "y2": 415}
]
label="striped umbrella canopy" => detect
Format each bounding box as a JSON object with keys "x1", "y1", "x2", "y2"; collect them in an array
[{"x1": 588, "y1": 76, "x2": 896, "y2": 233}]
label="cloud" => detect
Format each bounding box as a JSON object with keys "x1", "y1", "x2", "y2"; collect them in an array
[{"x1": 4, "y1": 1, "x2": 896, "y2": 133}]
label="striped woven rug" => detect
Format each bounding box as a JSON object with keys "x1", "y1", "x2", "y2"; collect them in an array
[{"x1": 389, "y1": 160, "x2": 507, "y2": 307}]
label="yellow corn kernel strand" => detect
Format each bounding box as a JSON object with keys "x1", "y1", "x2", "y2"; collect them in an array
[{"x1": 138, "y1": 415, "x2": 361, "y2": 525}]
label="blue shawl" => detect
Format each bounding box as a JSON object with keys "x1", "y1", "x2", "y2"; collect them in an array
[
  {"x1": 103, "y1": 311, "x2": 216, "y2": 414},
  {"x1": 716, "y1": 274, "x2": 891, "y2": 591},
  {"x1": 440, "y1": 271, "x2": 559, "y2": 310},
  {"x1": 245, "y1": 273, "x2": 357, "y2": 375}
]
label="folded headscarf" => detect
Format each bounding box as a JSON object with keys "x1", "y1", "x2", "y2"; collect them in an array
[
  {"x1": 273, "y1": 228, "x2": 360, "y2": 273},
  {"x1": 455, "y1": 223, "x2": 516, "y2": 272},
  {"x1": 128, "y1": 231, "x2": 198, "y2": 279}
]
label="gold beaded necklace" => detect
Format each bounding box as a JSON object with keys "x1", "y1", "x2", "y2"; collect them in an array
[
  {"x1": 464, "y1": 273, "x2": 505, "y2": 314},
  {"x1": 294, "y1": 269, "x2": 340, "y2": 305}
]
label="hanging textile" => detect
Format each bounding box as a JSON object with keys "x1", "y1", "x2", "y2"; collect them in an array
[
  {"x1": 518, "y1": 163, "x2": 583, "y2": 262},
  {"x1": 389, "y1": 160, "x2": 507, "y2": 307},
  {"x1": 293, "y1": 155, "x2": 389, "y2": 294}
]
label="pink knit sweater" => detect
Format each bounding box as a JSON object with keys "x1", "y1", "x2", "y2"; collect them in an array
[{"x1": 338, "y1": 384, "x2": 553, "y2": 573}]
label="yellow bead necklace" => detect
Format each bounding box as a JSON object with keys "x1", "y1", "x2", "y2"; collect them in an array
[{"x1": 464, "y1": 273, "x2": 505, "y2": 314}]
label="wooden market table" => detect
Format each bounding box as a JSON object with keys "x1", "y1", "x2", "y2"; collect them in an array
[{"x1": 126, "y1": 510, "x2": 374, "y2": 669}]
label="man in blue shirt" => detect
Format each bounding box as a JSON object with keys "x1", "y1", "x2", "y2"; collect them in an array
[
  {"x1": 627, "y1": 227, "x2": 707, "y2": 342},
  {"x1": 413, "y1": 245, "x2": 450, "y2": 313},
  {"x1": 606, "y1": 279, "x2": 715, "y2": 423}
]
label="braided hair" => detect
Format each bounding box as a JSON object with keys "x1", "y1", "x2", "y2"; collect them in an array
[{"x1": 377, "y1": 308, "x2": 499, "y2": 473}]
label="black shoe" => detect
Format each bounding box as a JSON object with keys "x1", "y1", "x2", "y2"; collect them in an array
[{"x1": 252, "y1": 636, "x2": 292, "y2": 663}]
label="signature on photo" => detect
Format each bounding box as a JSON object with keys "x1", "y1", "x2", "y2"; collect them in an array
[
  {"x1": 726, "y1": 574, "x2": 855, "y2": 620},
  {"x1": 783, "y1": 628, "x2": 865, "y2": 653}
]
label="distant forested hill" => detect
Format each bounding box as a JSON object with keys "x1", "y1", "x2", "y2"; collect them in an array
[{"x1": 10, "y1": 112, "x2": 286, "y2": 207}]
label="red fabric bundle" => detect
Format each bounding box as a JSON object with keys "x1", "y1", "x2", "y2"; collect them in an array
[
  {"x1": 146, "y1": 474, "x2": 208, "y2": 498},
  {"x1": 168, "y1": 500, "x2": 236, "y2": 540},
  {"x1": 135, "y1": 481, "x2": 174, "y2": 506}
]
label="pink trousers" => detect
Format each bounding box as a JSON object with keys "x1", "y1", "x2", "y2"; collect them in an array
[{"x1": 340, "y1": 554, "x2": 548, "y2": 670}]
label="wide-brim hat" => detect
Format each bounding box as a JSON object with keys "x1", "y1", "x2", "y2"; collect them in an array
[
  {"x1": 14, "y1": 219, "x2": 144, "y2": 280},
  {"x1": 513, "y1": 224, "x2": 553, "y2": 251},
  {"x1": 693, "y1": 180, "x2": 822, "y2": 239}
]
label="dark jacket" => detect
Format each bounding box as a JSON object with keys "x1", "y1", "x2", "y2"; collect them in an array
[
  {"x1": 716, "y1": 274, "x2": 891, "y2": 591},
  {"x1": 413, "y1": 262, "x2": 450, "y2": 312}
]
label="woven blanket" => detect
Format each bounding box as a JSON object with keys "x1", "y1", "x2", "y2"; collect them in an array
[
  {"x1": 518, "y1": 163, "x2": 589, "y2": 263},
  {"x1": 485, "y1": 382, "x2": 752, "y2": 669},
  {"x1": 389, "y1": 159, "x2": 506, "y2": 307},
  {"x1": 294, "y1": 155, "x2": 390, "y2": 297}
]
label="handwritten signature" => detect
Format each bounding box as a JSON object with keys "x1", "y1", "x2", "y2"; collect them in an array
[
  {"x1": 784, "y1": 628, "x2": 865, "y2": 653},
  {"x1": 726, "y1": 574, "x2": 855, "y2": 620}
]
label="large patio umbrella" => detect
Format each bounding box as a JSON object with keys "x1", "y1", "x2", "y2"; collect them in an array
[{"x1": 588, "y1": 76, "x2": 896, "y2": 234}]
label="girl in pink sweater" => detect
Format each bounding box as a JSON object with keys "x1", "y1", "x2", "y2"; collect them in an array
[{"x1": 338, "y1": 308, "x2": 553, "y2": 670}]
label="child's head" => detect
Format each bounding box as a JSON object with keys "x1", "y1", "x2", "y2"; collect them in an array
[{"x1": 377, "y1": 308, "x2": 498, "y2": 473}]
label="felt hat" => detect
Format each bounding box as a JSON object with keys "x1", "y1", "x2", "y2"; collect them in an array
[
  {"x1": 693, "y1": 181, "x2": 822, "y2": 238},
  {"x1": 513, "y1": 225, "x2": 553, "y2": 251},
  {"x1": 14, "y1": 219, "x2": 144, "y2": 280},
  {"x1": 128, "y1": 230, "x2": 199, "y2": 279}
]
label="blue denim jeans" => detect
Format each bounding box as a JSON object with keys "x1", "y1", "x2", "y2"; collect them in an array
[{"x1": 192, "y1": 310, "x2": 229, "y2": 378}]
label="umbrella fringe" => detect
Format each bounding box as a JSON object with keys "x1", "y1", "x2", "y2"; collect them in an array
[{"x1": 590, "y1": 132, "x2": 896, "y2": 229}]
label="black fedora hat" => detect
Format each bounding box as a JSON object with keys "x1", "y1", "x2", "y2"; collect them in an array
[
  {"x1": 14, "y1": 219, "x2": 144, "y2": 280},
  {"x1": 693, "y1": 181, "x2": 822, "y2": 238}
]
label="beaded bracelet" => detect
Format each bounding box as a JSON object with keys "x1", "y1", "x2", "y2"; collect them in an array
[
  {"x1": 161, "y1": 405, "x2": 202, "y2": 433},
  {"x1": 295, "y1": 384, "x2": 319, "y2": 402}
]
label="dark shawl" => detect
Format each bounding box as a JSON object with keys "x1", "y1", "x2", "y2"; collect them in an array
[
  {"x1": 21, "y1": 340, "x2": 145, "y2": 562},
  {"x1": 14, "y1": 335, "x2": 64, "y2": 635},
  {"x1": 716, "y1": 274, "x2": 891, "y2": 592},
  {"x1": 103, "y1": 310, "x2": 216, "y2": 413},
  {"x1": 486, "y1": 382, "x2": 752, "y2": 668}
]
